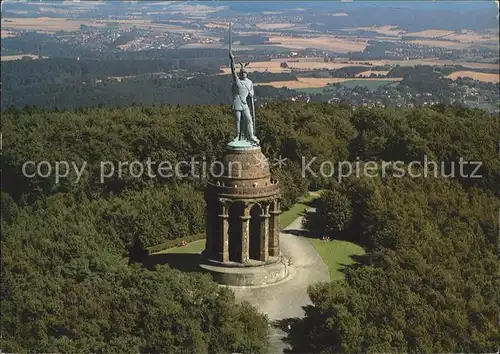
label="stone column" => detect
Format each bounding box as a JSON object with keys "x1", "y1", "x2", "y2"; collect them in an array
[
  {"x1": 205, "y1": 203, "x2": 212, "y2": 256},
  {"x1": 218, "y1": 201, "x2": 229, "y2": 262},
  {"x1": 240, "y1": 204, "x2": 250, "y2": 263},
  {"x1": 269, "y1": 199, "x2": 281, "y2": 257},
  {"x1": 259, "y1": 204, "x2": 270, "y2": 261}
]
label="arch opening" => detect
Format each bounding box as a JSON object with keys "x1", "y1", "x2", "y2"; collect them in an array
[
  {"x1": 228, "y1": 202, "x2": 244, "y2": 262},
  {"x1": 249, "y1": 204, "x2": 262, "y2": 261}
]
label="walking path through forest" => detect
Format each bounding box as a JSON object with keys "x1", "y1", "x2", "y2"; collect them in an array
[{"x1": 230, "y1": 210, "x2": 330, "y2": 353}]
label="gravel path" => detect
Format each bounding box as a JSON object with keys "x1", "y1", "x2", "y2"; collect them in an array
[{"x1": 229, "y1": 210, "x2": 330, "y2": 353}]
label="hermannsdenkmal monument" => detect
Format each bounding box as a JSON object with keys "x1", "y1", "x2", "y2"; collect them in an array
[
  {"x1": 200, "y1": 23, "x2": 288, "y2": 286},
  {"x1": 228, "y1": 20, "x2": 259, "y2": 148}
]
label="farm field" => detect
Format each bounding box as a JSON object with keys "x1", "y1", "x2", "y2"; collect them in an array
[
  {"x1": 241, "y1": 45, "x2": 295, "y2": 52},
  {"x1": 1, "y1": 30, "x2": 18, "y2": 38},
  {"x1": 414, "y1": 59, "x2": 500, "y2": 69},
  {"x1": 0, "y1": 17, "x2": 196, "y2": 33},
  {"x1": 286, "y1": 61, "x2": 373, "y2": 70},
  {"x1": 267, "y1": 35, "x2": 367, "y2": 53},
  {"x1": 340, "y1": 79, "x2": 397, "y2": 90},
  {"x1": 446, "y1": 71, "x2": 500, "y2": 83},
  {"x1": 178, "y1": 43, "x2": 224, "y2": 49},
  {"x1": 405, "y1": 29, "x2": 455, "y2": 38},
  {"x1": 205, "y1": 34, "x2": 367, "y2": 54},
  {"x1": 350, "y1": 27, "x2": 496, "y2": 46},
  {"x1": 365, "y1": 59, "x2": 500, "y2": 69},
  {"x1": 295, "y1": 87, "x2": 332, "y2": 95},
  {"x1": 220, "y1": 61, "x2": 375, "y2": 74},
  {"x1": 165, "y1": 3, "x2": 226, "y2": 15},
  {"x1": 180, "y1": 43, "x2": 293, "y2": 51},
  {"x1": 352, "y1": 25, "x2": 403, "y2": 36},
  {"x1": 255, "y1": 23, "x2": 296, "y2": 30},
  {"x1": 408, "y1": 39, "x2": 495, "y2": 50},
  {"x1": 203, "y1": 22, "x2": 228, "y2": 29},
  {"x1": 339, "y1": 26, "x2": 498, "y2": 48},
  {"x1": 1, "y1": 17, "x2": 110, "y2": 31},
  {"x1": 1, "y1": 54, "x2": 49, "y2": 61},
  {"x1": 356, "y1": 70, "x2": 390, "y2": 77},
  {"x1": 442, "y1": 31, "x2": 498, "y2": 43},
  {"x1": 270, "y1": 56, "x2": 331, "y2": 62},
  {"x1": 256, "y1": 77, "x2": 402, "y2": 89},
  {"x1": 220, "y1": 58, "x2": 499, "y2": 75},
  {"x1": 295, "y1": 79, "x2": 398, "y2": 93}
]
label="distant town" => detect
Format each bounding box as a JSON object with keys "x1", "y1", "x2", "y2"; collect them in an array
[{"x1": 1, "y1": 1, "x2": 498, "y2": 112}]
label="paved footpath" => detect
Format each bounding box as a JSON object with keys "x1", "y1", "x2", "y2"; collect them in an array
[{"x1": 229, "y1": 211, "x2": 330, "y2": 353}]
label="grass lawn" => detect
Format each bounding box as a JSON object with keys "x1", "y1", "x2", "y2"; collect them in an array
[
  {"x1": 309, "y1": 239, "x2": 365, "y2": 280},
  {"x1": 279, "y1": 191, "x2": 320, "y2": 229},
  {"x1": 294, "y1": 87, "x2": 329, "y2": 95},
  {"x1": 155, "y1": 239, "x2": 206, "y2": 255},
  {"x1": 278, "y1": 190, "x2": 366, "y2": 280}
]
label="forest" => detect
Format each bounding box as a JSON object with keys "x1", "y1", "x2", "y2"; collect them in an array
[
  {"x1": 2, "y1": 57, "x2": 297, "y2": 90},
  {"x1": 1, "y1": 102, "x2": 499, "y2": 352},
  {"x1": 1, "y1": 57, "x2": 298, "y2": 110}
]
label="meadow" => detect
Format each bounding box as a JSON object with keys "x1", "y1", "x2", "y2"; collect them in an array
[
  {"x1": 446, "y1": 70, "x2": 500, "y2": 83},
  {"x1": 0, "y1": 17, "x2": 195, "y2": 33},
  {"x1": 256, "y1": 77, "x2": 402, "y2": 89}
]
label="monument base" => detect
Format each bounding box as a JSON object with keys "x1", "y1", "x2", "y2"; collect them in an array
[
  {"x1": 226, "y1": 139, "x2": 260, "y2": 151},
  {"x1": 199, "y1": 255, "x2": 289, "y2": 286}
]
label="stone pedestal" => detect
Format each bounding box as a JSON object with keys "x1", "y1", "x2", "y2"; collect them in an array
[{"x1": 201, "y1": 145, "x2": 286, "y2": 286}]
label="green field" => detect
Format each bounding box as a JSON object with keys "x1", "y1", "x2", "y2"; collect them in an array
[
  {"x1": 279, "y1": 191, "x2": 321, "y2": 228},
  {"x1": 309, "y1": 239, "x2": 365, "y2": 280},
  {"x1": 340, "y1": 79, "x2": 396, "y2": 90},
  {"x1": 281, "y1": 190, "x2": 365, "y2": 280},
  {"x1": 295, "y1": 80, "x2": 397, "y2": 94},
  {"x1": 156, "y1": 239, "x2": 206, "y2": 255},
  {"x1": 294, "y1": 87, "x2": 330, "y2": 95},
  {"x1": 241, "y1": 45, "x2": 294, "y2": 53}
]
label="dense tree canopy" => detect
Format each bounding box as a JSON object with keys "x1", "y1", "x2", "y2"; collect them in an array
[
  {"x1": 295, "y1": 103, "x2": 499, "y2": 352},
  {"x1": 2, "y1": 102, "x2": 499, "y2": 352},
  {"x1": 1, "y1": 57, "x2": 300, "y2": 110},
  {"x1": 295, "y1": 175, "x2": 499, "y2": 352},
  {"x1": 2, "y1": 193, "x2": 268, "y2": 352}
]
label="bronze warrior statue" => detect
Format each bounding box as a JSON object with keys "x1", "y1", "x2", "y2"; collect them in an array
[{"x1": 229, "y1": 52, "x2": 259, "y2": 146}]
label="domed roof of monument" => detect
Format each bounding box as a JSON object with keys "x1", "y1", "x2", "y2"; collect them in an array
[
  {"x1": 212, "y1": 147, "x2": 271, "y2": 181},
  {"x1": 206, "y1": 145, "x2": 279, "y2": 199}
]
